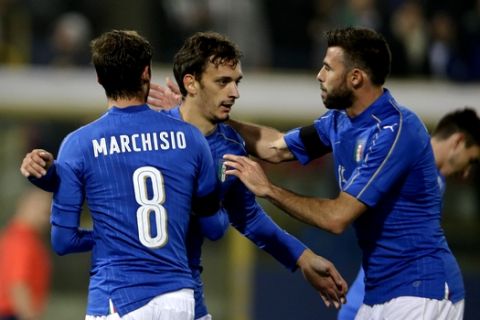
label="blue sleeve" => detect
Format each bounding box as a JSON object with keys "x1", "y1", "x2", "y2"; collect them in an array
[
  {"x1": 337, "y1": 267, "x2": 365, "y2": 320},
  {"x1": 193, "y1": 130, "x2": 218, "y2": 198},
  {"x1": 51, "y1": 223, "x2": 94, "y2": 256},
  {"x1": 284, "y1": 127, "x2": 311, "y2": 164},
  {"x1": 224, "y1": 180, "x2": 307, "y2": 271},
  {"x1": 191, "y1": 134, "x2": 221, "y2": 217},
  {"x1": 27, "y1": 162, "x2": 59, "y2": 192},
  {"x1": 51, "y1": 133, "x2": 86, "y2": 237},
  {"x1": 284, "y1": 117, "x2": 332, "y2": 165},
  {"x1": 197, "y1": 208, "x2": 230, "y2": 241}
]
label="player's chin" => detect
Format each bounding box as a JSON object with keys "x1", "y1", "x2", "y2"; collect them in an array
[
  {"x1": 217, "y1": 110, "x2": 231, "y2": 121},
  {"x1": 215, "y1": 114, "x2": 230, "y2": 123}
]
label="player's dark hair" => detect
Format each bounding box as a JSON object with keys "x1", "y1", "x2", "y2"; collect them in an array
[
  {"x1": 91, "y1": 30, "x2": 152, "y2": 100},
  {"x1": 325, "y1": 27, "x2": 391, "y2": 86},
  {"x1": 433, "y1": 107, "x2": 480, "y2": 147},
  {"x1": 173, "y1": 31, "x2": 243, "y2": 97}
]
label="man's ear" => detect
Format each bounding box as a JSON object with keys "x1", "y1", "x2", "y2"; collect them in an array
[
  {"x1": 183, "y1": 74, "x2": 197, "y2": 95},
  {"x1": 141, "y1": 66, "x2": 151, "y2": 81},
  {"x1": 451, "y1": 132, "x2": 466, "y2": 148},
  {"x1": 350, "y1": 68, "x2": 364, "y2": 89}
]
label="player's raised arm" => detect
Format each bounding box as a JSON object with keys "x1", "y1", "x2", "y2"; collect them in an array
[
  {"x1": 223, "y1": 154, "x2": 367, "y2": 234},
  {"x1": 227, "y1": 119, "x2": 295, "y2": 163}
]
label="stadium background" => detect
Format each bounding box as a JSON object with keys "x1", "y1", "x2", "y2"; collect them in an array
[{"x1": 0, "y1": 1, "x2": 479, "y2": 319}]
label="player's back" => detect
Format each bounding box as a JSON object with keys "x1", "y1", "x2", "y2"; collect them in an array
[{"x1": 53, "y1": 104, "x2": 216, "y2": 315}]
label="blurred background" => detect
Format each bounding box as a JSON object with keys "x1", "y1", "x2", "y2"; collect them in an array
[{"x1": 0, "y1": 0, "x2": 479, "y2": 319}]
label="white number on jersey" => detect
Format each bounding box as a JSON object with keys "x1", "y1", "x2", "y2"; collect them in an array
[{"x1": 132, "y1": 166, "x2": 168, "y2": 248}]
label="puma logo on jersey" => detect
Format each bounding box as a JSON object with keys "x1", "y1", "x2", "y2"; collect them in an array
[{"x1": 382, "y1": 123, "x2": 398, "y2": 132}]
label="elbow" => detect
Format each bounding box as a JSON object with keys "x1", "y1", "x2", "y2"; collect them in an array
[
  {"x1": 320, "y1": 219, "x2": 349, "y2": 235},
  {"x1": 204, "y1": 227, "x2": 227, "y2": 241},
  {"x1": 328, "y1": 224, "x2": 347, "y2": 235},
  {"x1": 51, "y1": 241, "x2": 70, "y2": 256},
  {"x1": 51, "y1": 229, "x2": 71, "y2": 256},
  {"x1": 262, "y1": 149, "x2": 293, "y2": 164}
]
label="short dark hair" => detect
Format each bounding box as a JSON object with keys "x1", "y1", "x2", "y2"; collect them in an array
[
  {"x1": 91, "y1": 30, "x2": 152, "y2": 100},
  {"x1": 433, "y1": 107, "x2": 480, "y2": 147},
  {"x1": 173, "y1": 31, "x2": 243, "y2": 97},
  {"x1": 325, "y1": 27, "x2": 391, "y2": 85}
]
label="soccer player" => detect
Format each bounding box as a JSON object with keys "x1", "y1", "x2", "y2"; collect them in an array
[
  {"x1": 337, "y1": 107, "x2": 480, "y2": 320},
  {"x1": 21, "y1": 31, "x2": 347, "y2": 319},
  {"x1": 28, "y1": 30, "x2": 223, "y2": 319},
  {"x1": 222, "y1": 27, "x2": 466, "y2": 319}
]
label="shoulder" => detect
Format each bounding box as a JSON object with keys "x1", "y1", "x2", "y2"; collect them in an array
[
  {"x1": 214, "y1": 123, "x2": 247, "y2": 152},
  {"x1": 313, "y1": 110, "x2": 346, "y2": 128},
  {"x1": 153, "y1": 110, "x2": 207, "y2": 140}
]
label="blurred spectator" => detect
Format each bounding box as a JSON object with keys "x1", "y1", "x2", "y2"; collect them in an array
[
  {"x1": 427, "y1": 11, "x2": 468, "y2": 81},
  {"x1": 389, "y1": 0, "x2": 428, "y2": 76},
  {"x1": 333, "y1": 0, "x2": 381, "y2": 30},
  {"x1": 0, "y1": 187, "x2": 52, "y2": 320},
  {"x1": 47, "y1": 12, "x2": 92, "y2": 66},
  {"x1": 309, "y1": 0, "x2": 337, "y2": 67},
  {"x1": 161, "y1": 0, "x2": 271, "y2": 69},
  {"x1": 460, "y1": 0, "x2": 480, "y2": 80},
  {"x1": 161, "y1": 0, "x2": 211, "y2": 54},
  {"x1": 263, "y1": 0, "x2": 314, "y2": 69},
  {"x1": 0, "y1": 0, "x2": 30, "y2": 65},
  {"x1": 207, "y1": 0, "x2": 272, "y2": 69},
  {"x1": 309, "y1": 0, "x2": 381, "y2": 69}
]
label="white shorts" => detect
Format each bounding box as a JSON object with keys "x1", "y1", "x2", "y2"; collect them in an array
[
  {"x1": 355, "y1": 296, "x2": 464, "y2": 320},
  {"x1": 196, "y1": 315, "x2": 212, "y2": 320},
  {"x1": 85, "y1": 288, "x2": 195, "y2": 320}
]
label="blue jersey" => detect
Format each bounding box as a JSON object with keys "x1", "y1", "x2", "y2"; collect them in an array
[
  {"x1": 337, "y1": 170, "x2": 464, "y2": 319},
  {"x1": 31, "y1": 105, "x2": 308, "y2": 319},
  {"x1": 51, "y1": 104, "x2": 218, "y2": 316},
  {"x1": 434, "y1": 172, "x2": 464, "y2": 303},
  {"x1": 285, "y1": 89, "x2": 461, "y2": 305},
  {"x1": 165, "y1": 107, "x2": 307, "y2": 318}
]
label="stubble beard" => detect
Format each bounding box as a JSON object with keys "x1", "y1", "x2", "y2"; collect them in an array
[{"x1": 323, "y1": 79, "x2": 354, "y2": 110}]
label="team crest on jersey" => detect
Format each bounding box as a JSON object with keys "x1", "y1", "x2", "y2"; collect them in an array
[
  {"x1": 218, "y1": 159, "x2": 227, "y2": 182},
  {"x1": 354, "y1": 139, "x2": 366, "y2": 163}
]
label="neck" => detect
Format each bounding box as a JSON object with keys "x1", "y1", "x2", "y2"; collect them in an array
[
  {"x1": 108, "y1": 97, "x2": 146, "y2": 108},
  {"x1": 346, "y1": 86, "x2": 383, "y2": 118},
  {"x1": 179, "y1": 101, "x2": 217, "y2": 136}
]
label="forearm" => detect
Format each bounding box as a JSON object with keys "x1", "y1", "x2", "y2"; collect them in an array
[
  {"x1": 197, "y1": 208, "x2": 230, "y2": 241},
  {"x1": 234, "y1": 210, "x2": 307, "y2": 271},
  {"x1": 27, "y1": 164, "x2": 59, "y2": 192},
  {"x1": 51, "y1": 224, "x2": 94, "y2": 255},
  {"x1": 227, "y1": 119, "x2": 293, "y2": 163},
  {"x1": 265, "y1": 185, "x2": 348, "y2": 234}
]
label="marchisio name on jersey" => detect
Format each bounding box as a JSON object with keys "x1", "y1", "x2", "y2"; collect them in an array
[{"x1": 92, "y1": 131, "x2": 187, "y2": 157}]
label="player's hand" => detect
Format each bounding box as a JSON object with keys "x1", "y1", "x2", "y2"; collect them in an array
[
  {"x1": 222, "y1": 154, "x2": 272, "y2": 197},
  {"x1": 297, "y1": 249, "x2": 348, "y2": 308},
  {"x1": 148, "y1": 77, "x2": 182, "y2": 111},
  {"x1": 20, "y1": 149, "x2": 54, "y2": 178}
]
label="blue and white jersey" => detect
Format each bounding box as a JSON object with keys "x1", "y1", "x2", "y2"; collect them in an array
[
  {"x1": 338, "y1": 170, "x2": 464, "y2": 319},
  {"x1": 284, "y1": 89, "x2": 462, "y2": 305},
  {"x1": 166, "y1": 107, "x2": 307, "y2": 318},
  {"x1": 52, "y1": 104, "x2": 218, "y2": 316},
  {"x1": 435, "y1": 172, "x2": 464, "y2": 303}
]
